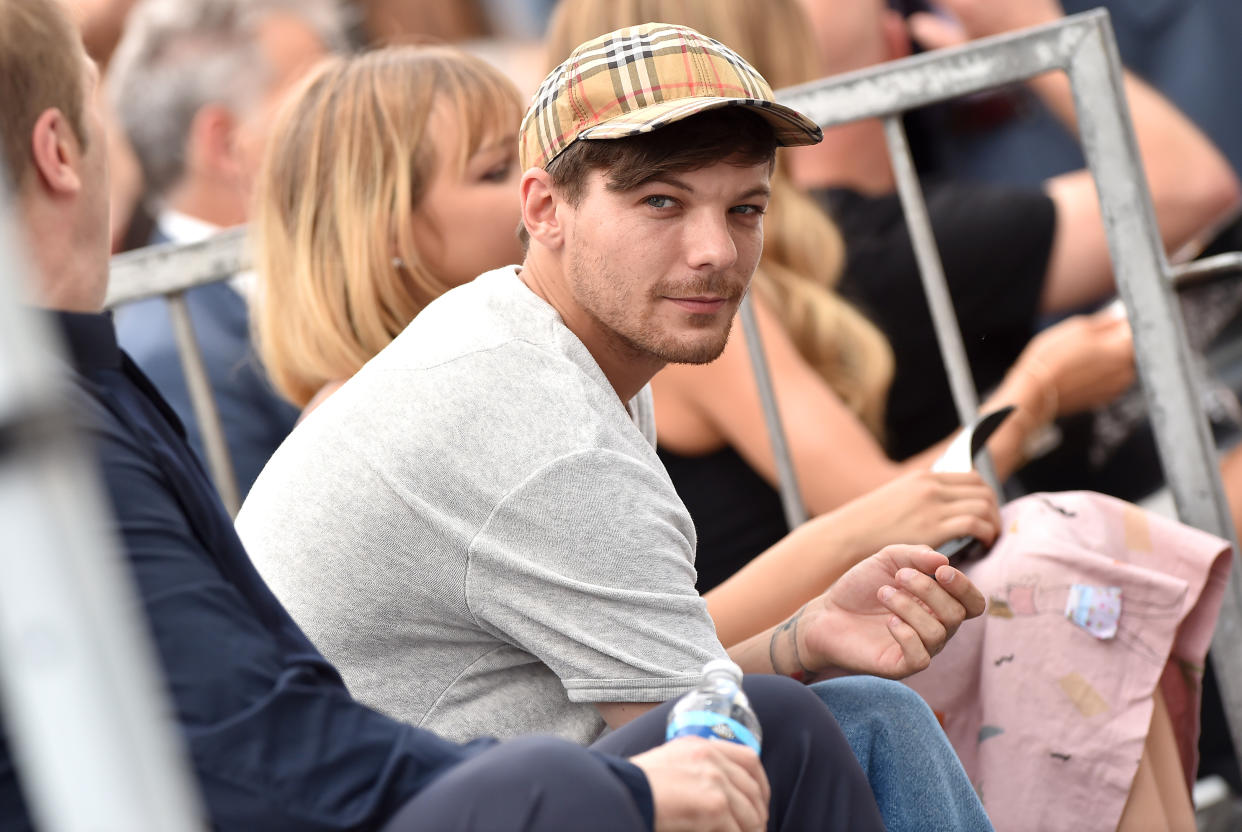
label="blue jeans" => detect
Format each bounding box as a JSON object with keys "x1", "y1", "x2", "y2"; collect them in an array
[{"x1": 810, "y1": 676, "x2": 993, "y2": 832}]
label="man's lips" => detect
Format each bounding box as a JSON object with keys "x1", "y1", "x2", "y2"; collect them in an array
[{"x1": 665, "y1": 296, "x2": 730, "y2": 314}]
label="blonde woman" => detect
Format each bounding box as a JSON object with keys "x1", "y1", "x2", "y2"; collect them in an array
[{"x1": 252, "y1": 45, "x2": 525, "y2": 414}]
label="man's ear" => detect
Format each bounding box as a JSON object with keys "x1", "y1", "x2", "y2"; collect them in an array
[
  {"x1": 29, "y1": 108, "x2": 83, "y2": 196},
  {"x1": 520, "y1": 167, "x2": 565, "y2": 250},
  {"x1": 185, "y1": 103, "x2": 242, "y2": 180}
]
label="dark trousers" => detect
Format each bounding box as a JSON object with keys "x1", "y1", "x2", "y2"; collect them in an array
[
  {"x1": 382, "y1": 675, "x2": 884, "y2": 832},
  {"x1": 379, "y1": 734, "x2": 648, "y2": 832}
]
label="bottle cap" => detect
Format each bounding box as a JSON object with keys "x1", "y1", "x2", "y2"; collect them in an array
[{"x1": 701, "y1": 658, "x2": 744, "y2": 683}]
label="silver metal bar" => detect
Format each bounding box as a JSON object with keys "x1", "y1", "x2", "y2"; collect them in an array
[
  {"x1": 738, "y1": 295, "x2": 808, "y2": 529},
  {"x1": 106, "y1": 226, "x2": 248, "y2": 308},
  {"x1": 1172, "y1": 252, "x2": 1242, "y2": 289},
  {"x1": 777, "y1": 13, "x2": 1093, "y2": 127},
  {"x1": 0, "y1": 190, "x2": 206, "y2": 829},
  {"x1": 882, "y1": 116, "x2": 1000, "y2": 494},
  {"x1": 1065, "y1": 14, "x2": 1242, "y2": 760},
  {"x1": 165, "y1": 292, "x2": 241, "y2": 516}
]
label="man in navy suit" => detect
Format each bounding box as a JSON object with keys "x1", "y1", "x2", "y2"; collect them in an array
[{"x1": 105, "y1": 0, "x2": 343, "y2": 497}]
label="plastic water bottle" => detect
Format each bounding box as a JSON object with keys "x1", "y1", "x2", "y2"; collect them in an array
[{"x1": 665, "y1": 659, "x2": 762, "y2": 754}]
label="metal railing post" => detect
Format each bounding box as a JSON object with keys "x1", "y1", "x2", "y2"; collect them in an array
[
  {"x1": 164, "y1": 292, "x2": 241, "y2": 515},
  {"x1": 882, "y1": 115, "x2": 1000, "y2": 494},
  {"x1": 1065, "y1": 15, "x2": 1242, "y2": 759},
  {"x1": 107, "y1": 229, "x2": 250, "y2": 514},
  {"x1": 738, "y1": 296, "x2": 809, "y2": 529}
]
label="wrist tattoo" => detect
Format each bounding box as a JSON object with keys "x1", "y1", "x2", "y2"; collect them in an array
[{"x1": 769, "y1": 604, "x2": 812, "y2": 681}]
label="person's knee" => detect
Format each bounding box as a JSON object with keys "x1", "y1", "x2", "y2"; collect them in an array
[
  {"x1": 741, "y1": 674, "x2": 834, "y2": 724},
  {"x1": 740, "y1": 674, "x2": 854, "y2": 752},
  {"x1": 815, "y1": 676, "x2": 934, "y2": 727}
]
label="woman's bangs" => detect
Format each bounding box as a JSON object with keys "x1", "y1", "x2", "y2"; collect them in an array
[{"x1": 447, "y1": 61, "x2": 524, "y2": 171}]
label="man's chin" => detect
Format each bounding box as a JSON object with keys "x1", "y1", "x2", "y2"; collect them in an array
[{"x1": 654, "y1": 337, "x2": 731, "y2": 366}]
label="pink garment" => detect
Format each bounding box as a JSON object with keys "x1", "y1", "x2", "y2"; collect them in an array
[{"x1": 904, "y1": 491, "x2": 1231, "y2": 831}]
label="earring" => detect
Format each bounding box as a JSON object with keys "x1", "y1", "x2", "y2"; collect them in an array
[{"x1": 392, "y1": 256, "x2": 407, "y2": 270}]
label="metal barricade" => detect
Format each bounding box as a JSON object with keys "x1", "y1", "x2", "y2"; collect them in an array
[
  {"x1": 0, "y1": 193, "x2": 206, "y2": 827},
  {"x1": 756, "y1": 9, "x2": 1242, "y2": 759},
  {"x1": 106, "y1": 228, "x2": 249, "y2": 515}
]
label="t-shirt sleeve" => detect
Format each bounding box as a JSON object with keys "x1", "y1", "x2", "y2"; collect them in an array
[{"x1": 465, "y1": 448, "x2": 726, "y2": 704}]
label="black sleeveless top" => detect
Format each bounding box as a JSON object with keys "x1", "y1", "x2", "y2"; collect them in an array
[{"x1": 657, "y1": 444, "x2": 790, "y2": 592}]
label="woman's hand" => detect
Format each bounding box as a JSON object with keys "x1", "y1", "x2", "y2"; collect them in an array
[
  {"x1": 1016, "y1": 307, "x2": 1135, "y2": 418},
  {"x1": 907, "y1": 0, "x2": 1065, "y2": 52},
  {"x1": 827, "y1": 468, "x2": 1001, "y2": 555}
]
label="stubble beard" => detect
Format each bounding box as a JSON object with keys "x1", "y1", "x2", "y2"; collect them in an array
[{"x1": 566, "y1": 244, "x2": 738, "y2": 367}]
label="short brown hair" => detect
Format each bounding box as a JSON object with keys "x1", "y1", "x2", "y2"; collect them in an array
[
  {"x1": 0, "y1": 0, "x2": 88, "y2": 190},
  {"x1": 546, "y1": 107, "x2": 777, "y2": 206}
]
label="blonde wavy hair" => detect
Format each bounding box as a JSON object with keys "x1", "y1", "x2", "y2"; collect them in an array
[
  {"x1": 546, "y1": 0, "x2": 895, "y2": 436},
  {"x1": 252, "y1": 45, "x2": 524, "y2": 407}
]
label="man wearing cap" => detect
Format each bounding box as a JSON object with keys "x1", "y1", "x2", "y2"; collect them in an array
[{"x1": 239, "y1": 23, "x2": 991, "y2": 830}]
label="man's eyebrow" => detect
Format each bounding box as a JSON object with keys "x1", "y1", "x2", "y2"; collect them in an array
[
  {"x1": 610, "y1": 177, "x2": 772, "y2": 201},
  {"x1": 631, "y1": 174, "x2": 696, "y2": 193},
  {"x1": 736, "y1": 185, "x2": 772, "y2": 201}
]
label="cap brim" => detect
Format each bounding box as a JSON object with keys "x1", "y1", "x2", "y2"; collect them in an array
[{"x1": 577, "y1": 96, "x2": 823, "y2": 149}]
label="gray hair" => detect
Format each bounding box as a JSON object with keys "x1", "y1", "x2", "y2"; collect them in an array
[{"x1": 107, "y1": 0, "x2": 349, "y2": 199}]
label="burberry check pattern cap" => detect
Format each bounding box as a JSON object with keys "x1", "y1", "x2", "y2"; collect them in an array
[{"x1": 519, "y1": 22, "x2": 823, "y2": 171}]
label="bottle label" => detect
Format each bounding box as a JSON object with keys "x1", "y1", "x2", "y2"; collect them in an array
[{"x1": 666, "y1": 710, "x2": 761, "y2": 754}]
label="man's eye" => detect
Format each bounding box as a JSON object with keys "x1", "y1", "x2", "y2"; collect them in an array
[
  {"x1": 731, "y1": 204, "x2": 766, "y2": 216},
  {"x1": 645, "y1": 195, "x2": 676, "y2": 209}
]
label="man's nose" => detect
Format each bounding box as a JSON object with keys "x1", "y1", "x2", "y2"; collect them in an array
[{"x1": 685, "y1": 210, "x2": 738, "y2": 272}]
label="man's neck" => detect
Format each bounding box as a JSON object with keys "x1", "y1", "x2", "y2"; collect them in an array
[
  {"x1": 788, "y1": 120, "x2": 896, "y2": 195},
  {"x1": 517, "y1": 255, "x2": 663, "y2": 405},
  {"x1": 20, "y1": 202, "x2": 107, "y2": 313}
]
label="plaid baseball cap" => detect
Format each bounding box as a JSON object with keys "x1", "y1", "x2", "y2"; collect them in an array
[{"x1": 519, "y1": 22, "x2": 823, "y2": 171}]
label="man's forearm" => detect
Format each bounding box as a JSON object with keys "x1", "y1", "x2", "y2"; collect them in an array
[
  {"x1": 706, "y1": 515, "x2": 861, "y2": 649},
  {"x1": 728, "y1": 604, "x2": 823, "y2": 680},
  {"x1": 1031, "y1": 64, "x2": 1238, "y2": 252}
]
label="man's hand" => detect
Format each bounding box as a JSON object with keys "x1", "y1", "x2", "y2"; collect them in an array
[
  {"x1": 907, "y1": 0, "x2": 1065, "y2": 52},
  {"x1": 630, "y1": 738, "x2": 770, "y2": 832},
  {"x1": 770, "y1": 545, "x2": 986, "y2": 680}
]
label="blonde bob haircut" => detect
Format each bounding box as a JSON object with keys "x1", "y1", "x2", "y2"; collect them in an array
[
  {"x1": 547, "y1": 0, "x2": 895, "y2": 437},
  {"x1": 252, "y1": 45, "x2": 524, "y2": 407}
]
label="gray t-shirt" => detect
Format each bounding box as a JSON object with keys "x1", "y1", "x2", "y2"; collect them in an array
[{"x1": 236, "y1": 267, "x2": 725, "y2": 745}]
